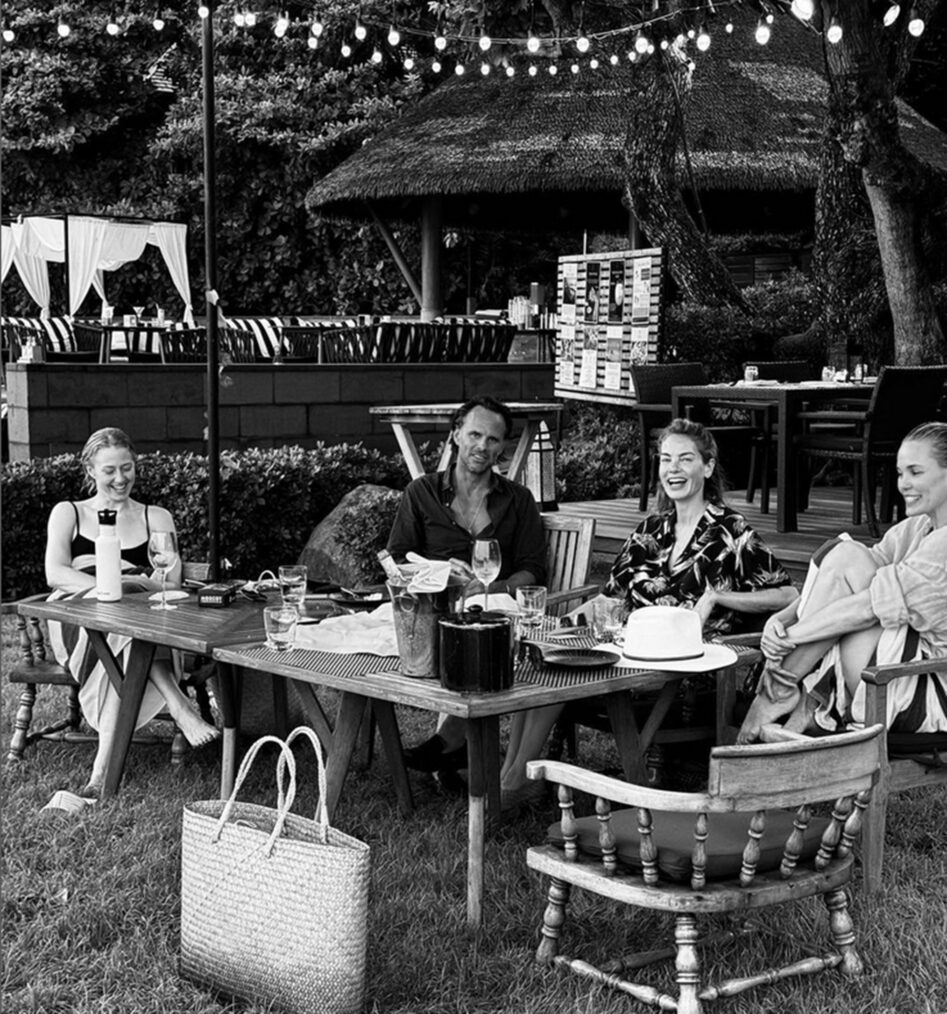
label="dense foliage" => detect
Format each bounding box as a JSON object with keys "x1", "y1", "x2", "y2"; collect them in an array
[{"x1": 0, "y1": 443, "x2": 413, "y2": 599}]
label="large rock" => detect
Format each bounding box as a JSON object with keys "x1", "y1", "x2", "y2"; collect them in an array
[{"x1": 299, "y1": 483, "x2": 402, "y2": 587}]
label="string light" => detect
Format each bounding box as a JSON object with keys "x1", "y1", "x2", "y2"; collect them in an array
[
  {"x1": 505, "y1": 64, "x2": 515, "y2": 76},
  {"x1": 234, "y1": 11, "x2": 246, "y2": 26},
  {"x1": 609, "y1": 53, "x2": 619, "y2": 65},
  {"x1": 311, "y1": 19, "x2": 324, "y2": 36},
  {"x1": 434, "y1": 33, "x2": 446, "y2": 50},
  {"x1": 570, "y1": 62, "x2": 579, "y2": 73},
  {"x1": 307, "y1": 35, "x2": 318, "y2": 48},
  {"x1": 790, "y1": 0, "x2": 815, "y2": 20},
  {"x1": 431, "y1": 58, "x2": 442, "y2": 72},
  {"x1": 480, "y1": 61, "x2": 490, "y2": 74},
  {"x1": 576, "y1": 34, "x2": 589, "y2": 53},
  {"x1": 274, "y1": 12, "x2": 290, "y2": 38},
  {"x1": 548, "y1": 63, "x2": 557, "y2": 74},
  {"x1": 153, "y1": 10, "x2": 165, "y2": 31},
  {"x1": 826, "y1": 16, "x2": 842, "y2": 43},
  {"x1": 528, "y1": 63, "x2": 537, "y2": 76},
  {"x1": 353, "y1": 21, "x2": 366, "y2": 41},
  {"x1": 634, "y1": 32, "x2": 649, "y2": 54},
  {"x1": 106, "y1": 11, "x2": 121, "y2": 35},
  {"x1": 589, "y1": 56, "x2": 599, "y2": 68},
  {"x1": 57, "y1": 19, "x2": 71, "y2": 38},
  {"x1": 526, "y1": 34, "x2": 540, "y2": 53},
  {"x1": 403, "y1": 55, "x2": 414, "y2": 69},
  {"x1": 659, "y1": 38, "x2": 669, "y2": 50},
  {"x1": 340, "y1": 41, "x2": 351, "y2": 56},
  {"x1": 245, "y1": 12, "x2": 257, "y2": 27},
  {"x1": 387, "y1": 25, "x2": 400, "y2": 46},
  {"x1": 882, "y1": 3, "x2": 901, "y2": 26},
  {"x1": 696, "y1": 26, "x2": 711, "y2": 50},
  {"x1": 754, "y1": 19, "x2": 771, "y2": 44},
  {"x1": 647, "y1": 42, "x2": 655, "y2": 53},
  {"x1": 370, "y1": 48, "x2": 382, "y2": 63},
  {"x1": 455, "y1": 62, "x2": 465, "y2": 75},
  {"x1": 725, "y1": 21, "x2": 734, "y2": 32},
  {"x1": 907, "y1": 9, "x2": 925, "y2": 34},
  {"x1": 197, "y1": 4, "x2": 209, "y2": 19},
  {"x1": 479, "y1": 33, "x2": 491, "y2": 51},
  {"x1": 2, "y1": 27, "x2": 15, "y2": 42}
]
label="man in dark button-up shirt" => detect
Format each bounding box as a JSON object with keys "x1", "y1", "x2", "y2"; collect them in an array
[{"x1": 386, "y1": 395, "x2": 546, "y2": 779}]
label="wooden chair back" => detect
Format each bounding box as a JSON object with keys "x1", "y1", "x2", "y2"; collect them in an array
[
  {"x1": 524, "y1": 724, "x2": 884, "y2": 1009},
  {"x1": 123, "y1": 327, "x2": 165, "y2": 363},
  {"x1": 161, "y1": 327, "x2": 208, "y2": 363},
  {"x1": 862, "y1": 365, "x2": 947, "y2": 447},
  {"x1": 630, "y1": 362, "x2": 708, "y2": 407},
  {"x1": 278, "y1": 325, "x2": 325, "y2": 363},
  {"x1": 53, "y1": 322, "x2": 105, "y2": 363},
  {"x1": 218, "y1": 327, "x2": 259, "y2": 364},
  {"x1": 542, "y1": 514, "x2": 596, "y2": 616}
]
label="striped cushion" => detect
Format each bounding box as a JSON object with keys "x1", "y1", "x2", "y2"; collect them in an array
[
  {"x1": 1, "y1": 316, "x2": 74, "y2": 351},
  {"x1": 293, "y1": 317, "x2": 361, "y2": 329},
  {"x1": 226, "y1": 317, "x2": 282, "y2": 358}
]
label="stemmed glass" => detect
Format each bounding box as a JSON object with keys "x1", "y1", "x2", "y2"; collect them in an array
[
  {"x1": 471, "y1": 538, "x2": 501, "y2": 611},
  {"x1": 133, "y1": 304, "x2": 145, "y2": 324},
  {"x1": 148, "y1": 531, "x2": 179, "y2": 610}
]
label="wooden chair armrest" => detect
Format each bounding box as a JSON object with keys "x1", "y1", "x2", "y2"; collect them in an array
[
  {"x1": 4, "y1": 592, "x2": 52, "y2": 616},
  {"x1": 759, "y1": 724, "x2": 809, "y2": 743},
  {"x1": 795, "y1": 409, "x2": 868, "y2": 422},
  {"x1": 526, "y1": 759, "x2": 696, "y2": 809},
  {"x1": 862, "y1": 656, "x2": 947, "y2": 686},
  {"x1": 546, "y1": 583, "x2": 599, "y2": 609},
  {"x1": 720, "y1": 632, "x2": 762, "y2": 647}
]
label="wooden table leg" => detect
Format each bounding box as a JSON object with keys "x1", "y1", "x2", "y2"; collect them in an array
[
  {"x1": 98, "y1": 638, "x2": 155, "y2": 799},
  {"x1": 287, "y1": 678, "x2": 335, "y2": 751},
  {"x1": 506, "y1": 420, "x2": 540, "y2": 484},
  {"x1": 389, "y1": 422, "x2": 427, "y2": 480},
  {"x1": 216, "y1": 662, "x2": 241, "y2": 798},
  {"x1": 371, "y1": 700, "x2": 414, "y2": 816},
  {"x1": 324, "y1": 692, "x2": 368, "y2": 819},
  {"x1": 464, "y1": 715, "x2": 500, "y2": 931}
]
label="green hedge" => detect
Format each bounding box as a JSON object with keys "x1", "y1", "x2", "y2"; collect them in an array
[{"x1": 1, "y1": 444, "x2": 414, "y2": 600}]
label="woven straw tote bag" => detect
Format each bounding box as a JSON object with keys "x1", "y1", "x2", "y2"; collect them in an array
[{"x1": 181, "y1": 727, "x2": 370, "y2": 1014}]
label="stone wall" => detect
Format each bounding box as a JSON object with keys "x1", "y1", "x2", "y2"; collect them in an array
[{"x1": 6, "y1": 361, "x2": 555, "y2": 461}]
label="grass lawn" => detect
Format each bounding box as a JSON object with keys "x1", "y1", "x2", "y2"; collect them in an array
[{"x1": 2, "y1": 614, "x2": 945, "y2": 1014}]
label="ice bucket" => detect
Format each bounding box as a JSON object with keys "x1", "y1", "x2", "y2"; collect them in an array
[
  {"x1": 438, "y1": 611, "x2": 514, "y2": 692},
  {"x1": 386, "y1": 566, "x2": 466, "y2": 678}
]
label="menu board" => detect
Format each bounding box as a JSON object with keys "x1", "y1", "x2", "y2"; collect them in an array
[{"x1": 554, "y1": 248, "x2": 664, "y2": 405}]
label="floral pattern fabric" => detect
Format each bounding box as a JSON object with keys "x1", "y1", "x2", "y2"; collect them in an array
[{"x1": 603, "y1": 502, "x2": 793, "y2": 636}]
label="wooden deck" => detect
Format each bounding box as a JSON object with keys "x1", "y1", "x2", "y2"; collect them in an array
[{"x1": 556, "y1": 486, "x2": 894, "y2": 585}]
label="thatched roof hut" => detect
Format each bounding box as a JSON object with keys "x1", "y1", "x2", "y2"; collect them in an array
[{"x1": 307, "y1": 11, "x2": 947, "y2": 235}]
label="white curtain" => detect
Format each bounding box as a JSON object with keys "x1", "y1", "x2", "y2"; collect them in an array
[
  {"x1": 150, "y1": 222, "x2": 194, "y2": 325},
  {"x1": 20, "y1": 217, "x2": 66, "y2": 262},
  {"x1": 68, "y1": 216, "x2": 109, "y2": 314},
  {"x1": 10, "y1": 222, "x2": 51, "y2": 317},
  {"x1": 1, "y1": 225, "x2": 14, "y2": 283}
]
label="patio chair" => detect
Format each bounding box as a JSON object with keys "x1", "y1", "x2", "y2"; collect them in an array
[
  {"x1": 3, "y1": 589, "x2": 214, "y2": 765},
  {"x1": 629, "y1": 363, "x2": 762, "y2": 511},
  {"x1": 122, "y1": 327, "x2": 165, "y2": 363},
  {"x1": 218, "y1": 327, "x2": 259, "y2": 364},
  {"x1": 161, "y1": 327, "x2": 208, "y2": 363},
  {"x1": 794, "y1": 365, "x2": 947, "y2": 536},
  {"x1": 525, "y1": 722, "x2": 884, "y2": 1012},
  {"x1": 278, "y1": 325, "x2": 325, "y2": 363},
  {"x1": 49, "y1": 322, "x2": 106, "y2": 363}
]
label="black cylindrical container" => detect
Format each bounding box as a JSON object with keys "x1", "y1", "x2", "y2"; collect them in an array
[{"x1": 438, "y1": 611, "x2": 513, "y2": 692}]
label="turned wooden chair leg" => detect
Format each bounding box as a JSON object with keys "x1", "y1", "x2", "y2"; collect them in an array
[
  {"x1": 536, "y1": 877, "x2": 571, "y2": 964},
  {"x1": 7, "y1": 685, "x2": 38, "y2": 762},
  {"x1": 674, "y1": 914, "x2": 702, "y2": 1014},
  {"x1": 824, "y1": 888, "x2": 863, "y2": 978},
  {"x1": 170, "y1": 730, "x2": 188, "y2": 765}
]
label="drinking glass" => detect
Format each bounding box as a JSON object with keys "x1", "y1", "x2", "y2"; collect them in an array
[
  {"x1": 593, "y1": 596, "x2": 626, "y2": 644},
  {"x1": 516, "y1": 585, "x2": 547, "y2": 634},
  {"x1": 471, "y1": 538, "x2": 501, "y2": 611},
  {"x1": 133, "y1": 304, "x2": 145, "y2": 324},
  {"x1": 278, "y1": 564, "x2": 308, "y2": 612},
  {"x1": 147, "y1": 531, "x2": 179, "y2": 610},
  {"x1": 264, "y1": 605, "x2": 298, "y2": 651}
]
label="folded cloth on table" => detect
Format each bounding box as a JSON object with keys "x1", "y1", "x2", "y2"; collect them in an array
[
  {"x1": 294, "y1": 604, "x2": 398, "y2": 656},
  {"x1": 404, "y1": 552, "x2": 452, "y2": 592}
]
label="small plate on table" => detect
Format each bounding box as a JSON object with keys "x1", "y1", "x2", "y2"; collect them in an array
[
  {"x1": 326, "y1": 588, "x2": 386, "y2": 611},
  {"x1": 540, "y1": 648, "x2": 619, "y2": 670}
]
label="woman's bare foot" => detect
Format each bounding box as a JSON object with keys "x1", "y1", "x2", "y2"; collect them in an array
[
  {"x1": 784, "y1": 693, "x2": 818, "y2": 734},
  {"x1": 174, "y1": 708, "x2": 220, "y2": 748},
  {"x1": 736, "y1": 667, "x2": 803, "y2": 744},
  {"x1": 80, "y1": 779, "x2": 102, "y2": 800}
]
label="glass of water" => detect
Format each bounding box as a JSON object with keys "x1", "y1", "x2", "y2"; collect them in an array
[
  {"x1": 264, "y1": 605, "x2": 298, "y2": 651},
  {"x1": 278, "y1": 564, "x2": 308, "y2": 612},
  {"x1": 593, "y1": 596, "x2": 626, "y2": 645},
  {"x1": 516, "y1": 585, "x2": 547, "y2": 633}
]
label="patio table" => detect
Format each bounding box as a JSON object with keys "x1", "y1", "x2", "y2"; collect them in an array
[
  {"x1": 18, "y1": 592, "x2": 268, "y2": 798},
  {"x1": 369, "y1": 401, "x2": 563, "y2": 482},
  {"x1": 211, "y1": 637, "x2": 755, "y2": 929},
  {"x1": 671, "y1": 380, "x2": 873, "y2": 533}
]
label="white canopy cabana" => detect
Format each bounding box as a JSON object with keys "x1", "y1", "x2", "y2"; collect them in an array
[{"x1": 1, "y1": 214, "x2": 194, "y2": 324}]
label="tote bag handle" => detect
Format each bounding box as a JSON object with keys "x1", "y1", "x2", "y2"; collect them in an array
[{"x1": 277, "y1": 725, "x2": 331, "y2": 842}]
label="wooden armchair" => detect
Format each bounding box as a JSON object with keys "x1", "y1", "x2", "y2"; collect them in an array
[
  {"x1": 541, "y1": 514, "x2": 597, "y2": 616},
  {"x1": 525, "y1": 723, "x2": 884, "y2": 1013},
  {"x1": 860, "y1": 654, "x2": 947, "y2": 893},
  {"x1": 4, "y1": 587, "x2": 214, "y2": 765}
]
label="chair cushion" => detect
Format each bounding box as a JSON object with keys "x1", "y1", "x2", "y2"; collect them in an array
[
  {"x1": 547, "y1": 807, "x2": 829, "y2": 882},
  {"x1": 227, "y1": 317, "x2": 281, "y2": 358}
]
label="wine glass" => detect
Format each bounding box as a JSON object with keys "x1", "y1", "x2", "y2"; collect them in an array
[
  {"x1": 133, "y1": 304, "x2": 145, "y2": 324},
  {"x1": 471, "y1": 538, "x2": 501, "y2": 611},
  {"x1": 148, "y1": 531, "x2": 179, "y2": 610}
]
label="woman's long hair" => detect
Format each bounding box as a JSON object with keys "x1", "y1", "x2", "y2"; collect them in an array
[{"x1": 653, "y1": 418, "x2": 727, "y2": 513}]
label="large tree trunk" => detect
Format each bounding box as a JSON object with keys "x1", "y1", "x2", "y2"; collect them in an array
[
  {"x1": 823, "y1": 0, "x2": 945, "y2": 364},
  {"x1": 620, "y1": 51, "x2": 747, "y2": 310}
]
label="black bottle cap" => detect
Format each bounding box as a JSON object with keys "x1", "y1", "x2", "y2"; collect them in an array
[{"x1": 97, "y1": 509, "x2": 117, "y2": 526}]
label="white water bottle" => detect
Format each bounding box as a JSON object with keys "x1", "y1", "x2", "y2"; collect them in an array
[{"x1": 95, "y1": 509, "x2": 123, "y2": 602}]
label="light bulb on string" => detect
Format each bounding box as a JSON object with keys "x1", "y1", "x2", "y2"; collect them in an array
[
  {"x1": 479, "y1": 34, "x2": 491, "y2": 51},
  {"x1": 153, "y1": 11, "x2": 165, "y2": 31},
  {"x1": 404, "y1": 55, "x2": 414, "y2": 69},
  {"x1": 274, "y1": 13, "x2": 290, "y2": 38},
  {"x1": 609, "y1": 53, "x2": 619, "y2": 65},
  {"x1": 589, "y1": 56, "x2": 599, "y2": 68},
  {"x1": 434, "y1": 33, "x2": 447, "y2": 50},
  {"x1": 628, "y1": 50, "x2": 637, "y2": 61},
  {"x1": 307, "y1": 35, "x2": 318, "y2": 48},
  {"x1": 882, "y1": 3, "x2": 901, "y2": 26},
  {"x1": 674, "y1": 33, "x2": 686, "y2": 47},
  {"x1": 755, "y1": 19, "x2": 771, "y2": 44},
  {"x1": 790, "y1": 0, "x2": 815, "y2": 21},
  {"x1": 634, "y1": 32, "x2": 649, "y2": 53},
  {"x1": 659, "y1": 38, "x2": 669, "y2": 50},
  {"x1": 3, "y1": 27, "x2": 15, "y2": 42},
  {"x1": 480, "y1": 61, "x2": 490, "y2": 74},
  {"x1": 687, "y1": 27, "x2": 695, "y2": 38},
  {"x1": 431, "y1": 59, "x2": 442, "y2": 72},
  {"x1": 528, "y1": 63, "x2": 537, "y2": 75},
  {"x1": 548, "y1": 63, "x2": 558, "y2": 74},
  {"x1": 826, "y1": 17, "x2": 842, "y2": 43},
  {"x1": 725, "y1": 21, "x2": 734, "y2": 33},
  {"x1": 341, "y1": 42, "x2": 351, "y2": 56},
  {"x1": 646, "y1": 42, "x2": 655, "y2": 53},
  {"x1": 234, "y1": 11, "x2": 246, "y2": 26},
  {"x1": 455, "y1": 62, "x2": 465, "y2": 75},
  {"x1": 197, "y1": 4, "x2": 209, "y2": 19},
  {"x1": 907, "y1": 10, "x2": 925, "y2": 34},
  {"x1": 387, "y1": 26, "x2": 400, "y2": 46},
  {"x1": 106, "y1": 12, "x2": 120, "y2": 35},
  {"x1": 505, "y1": 64, "x2": 515, "y2": 76},
  {"x1": 576, "y1": 35, "x2": 589, "y2": 53},
  {"x1": 527, "y1": 34, "x2": 540, "y2": 53},
  {"x1": 687, "y1": 59, "x2": 696, "y2": 71},
  {"x1": 766, "y1": 13, "x2": 774, "y2": 23},
  {"x1": 696, "y1": 26, "x2": 711, "y2": 50},
  {"x1": 371, "y1": 48, "x2": 382, "y2": 63},
  {"x1": 57, "y1": 19, "x2": 71, "y2": 38},
  {"x1": 311, "y1": 19, "x2": 324, "y2": 36},
  {"x1": 354, "y1": 22, "x2": 366, "y2": 41},
  {"x1": 570, "y1": 62, "x2": 579, "y2": 73},
  {"x1": 245, "y1": 12, "x2": 257, "y2": 27}
]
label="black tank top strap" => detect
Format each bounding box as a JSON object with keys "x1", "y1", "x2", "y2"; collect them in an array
[{"x1": 145, "y1": 504, "x2": 152, "y2": 538}]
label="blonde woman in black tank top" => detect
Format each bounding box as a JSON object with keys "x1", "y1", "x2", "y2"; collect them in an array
[{"x1": 45, "y1": 427, "x2": 218, "y2": 798}]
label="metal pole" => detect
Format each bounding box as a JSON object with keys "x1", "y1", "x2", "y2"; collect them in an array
[{"x1": 202, "y1": 2, "x2": 220, "y2": 579}]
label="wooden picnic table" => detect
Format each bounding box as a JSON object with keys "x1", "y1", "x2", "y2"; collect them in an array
[
  {"x1": 369, "y1": 401, "x2": 563, "y2": 483},
  {"x1": 212, "y1": 637, "x2": 754, "y2": 929},
  {"x1": 671, "y1": 381, "x2": 873, "y2": 534}
]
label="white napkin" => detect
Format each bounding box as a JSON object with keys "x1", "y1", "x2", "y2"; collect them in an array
[
  {"x1": 404, "y1": 552, "x2": 452, "y2": 593},
  {"x1": 463, "y1": 592, "x2": 520, "y2": 614},
  {"x1": 294, "y1": 603, "x2": 398, "y2": 656}
]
